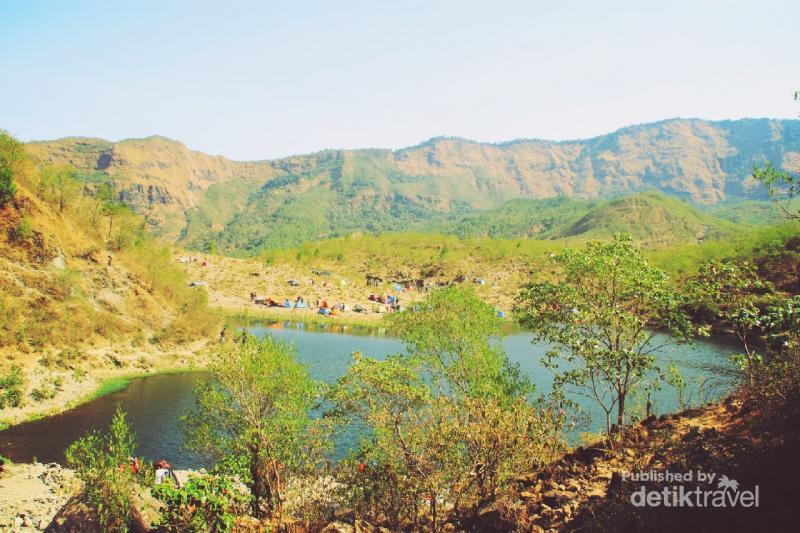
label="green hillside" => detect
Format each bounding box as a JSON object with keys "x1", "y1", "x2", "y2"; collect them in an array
[
  {"x1": 431, "y1": 197, "x2": 598, "y2": 239},
  {"x1": 552, "y1": 192, "x2": 739, "y2": 246}
]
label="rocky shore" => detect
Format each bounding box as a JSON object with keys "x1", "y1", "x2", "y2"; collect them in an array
[{"x1": 0, "y1": 462, "x2": 78, "y2": 532}]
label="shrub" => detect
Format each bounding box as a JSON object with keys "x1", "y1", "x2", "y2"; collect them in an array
[
  {"x1": 153, "y1": 474, "x2": 250, "y2": 532},
  {"x1": 65, "y1": 406, "x2": 138, "y2": 532},
  {"x1": 0, "y1": 365, "x2": 25, "y2": 408},
  {"x1": 0, "y1": 160, "x2": 16, "y2": 207},
  {"x1": 12, "y1": 216, "x2": 33, "y2": 242}
]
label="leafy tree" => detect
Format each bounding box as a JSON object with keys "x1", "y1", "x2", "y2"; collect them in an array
[
  {"x1": 752, "y1": 92, "x2": 799, "y2": 220},
  {"x1": 182, "y1": 334, "x2": 330, "y2": 521},
  {"x1": 0, "y1": 131, "x2": 24, "y2": 207},
  {"x1": 753, "y1": 162, "x2": 799, "y2": 220},
  {"x1": 334, "y1": 287, "x2": 564, "y2": 529},
  {"x1": 65, "y1": 406, "x2": 138, "y2": 532},
  {"x1": 38, "y1": 164, "x2": 81, "y2": 213},
  {"x1": 515, "y1": 234, "x2": 696, "y2": 440},
  {"x1": 686, "y1": 260, "x2": 798, "y2": 385}
]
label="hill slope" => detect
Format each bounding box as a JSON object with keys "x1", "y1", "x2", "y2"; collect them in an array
[
  {"x1": 552, "y1": 192, "x2": 739, "y2": 246},
  {"x1": 26, "y1": 118, "x2": 800, "y2": 252}
]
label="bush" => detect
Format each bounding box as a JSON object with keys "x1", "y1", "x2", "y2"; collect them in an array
[
  {"x1": 0, "y1": 365, "x2": 25, "y2": 408},
  {"x1": 0, "y1": 132, "x2": 23, "y2": 207},
  {"x1": 12, "y1": 216, "x2": 33, "y2": 242},
  {"x1": 65, "y1": 406, "x2": 138, "y2": 532},
  {"x1": 0, "y1": 160, "x2": 16, "y2": 207},
  {"x1": 153, "y1": 474, "x2": 250, "y2": 532}
]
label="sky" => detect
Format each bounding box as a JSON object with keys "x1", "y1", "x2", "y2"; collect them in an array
[{"x1": 1, "y1": 0, "x2": 798, "y2": 160}]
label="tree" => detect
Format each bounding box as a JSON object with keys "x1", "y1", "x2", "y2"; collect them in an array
[
  {"x1": 65, "y1": 406, "x2": 139, "y2": 532},
  {"x1": 515, "y1": 234, "x2": 696, "y2": 440},
  {"x1": 0, "y1": 131, "x2": 24, "y2": 207},
  {"x1": 753, "y1": 162, "x2": 798, "y2": 220},
  {"x1": 334, "y1": 287, "x2": 564, "y2": 529},
  {"x1": 182, "y1": 334, "x2": 330, "y2": 521},
  {"x1": 752, "y1": 91, "x2": 799, "y2": 220},
  {"x1": 686, "y1": 260, "x2": 793, "y2": 385},
  {"x1": 38, "y1": 164, "x2": 80, "y2": 213}
]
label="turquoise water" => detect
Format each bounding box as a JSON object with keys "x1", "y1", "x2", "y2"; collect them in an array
[{"x1": 0, "y1": 322, "x2": 737, "y2": 467}]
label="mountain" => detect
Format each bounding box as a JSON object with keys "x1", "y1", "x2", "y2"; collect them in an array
[{"x1": 25, "y1": 118, "x2": 800, "y2": 252}]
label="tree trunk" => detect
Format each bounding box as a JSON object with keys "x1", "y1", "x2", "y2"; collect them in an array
[
  {"x1": 250, "y1": 450, "x2": 261, "y2": 519},
  {"x1": 616, "y1": 393, "x2": 626, "y2": 429}
]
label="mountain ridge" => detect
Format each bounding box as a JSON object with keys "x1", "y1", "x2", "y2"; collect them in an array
[{"x1": 23, "y1": 117, "x2": 800, "y2": 251}]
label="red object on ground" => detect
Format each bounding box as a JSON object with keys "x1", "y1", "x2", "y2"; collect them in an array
[
  {"x1": 356, "y1": 462, "x2": 367, "y2": 473},
  {"x1": 154, "y1": 459, "x2": 171, "y2": 470}
]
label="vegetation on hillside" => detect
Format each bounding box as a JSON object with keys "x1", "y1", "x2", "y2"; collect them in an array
[{"x1": 0, "y1": 131, "x2": 218, "y2": 353}]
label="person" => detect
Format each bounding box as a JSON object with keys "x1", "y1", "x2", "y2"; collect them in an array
[
  {"x1": 219, "y1": 327, "x2": 226, "y2": 344},
  {"x1": 283, "y1": 298, "x2": 291, "y2": 308},
  {"x1": 129, "y1": 457, "x2": 141, "y2": 475},
  {"x1": 154, "y1": 459, "x2": 177, "y2": 486}
]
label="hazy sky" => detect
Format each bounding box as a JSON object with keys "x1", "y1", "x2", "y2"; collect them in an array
[{"x1": 1, "y1": 0, "x2": 798, "y2": 160}]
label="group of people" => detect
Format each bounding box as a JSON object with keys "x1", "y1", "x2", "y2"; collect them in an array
[{"x1": 249, "y1": 290, "x2": 406, "y2": 317}]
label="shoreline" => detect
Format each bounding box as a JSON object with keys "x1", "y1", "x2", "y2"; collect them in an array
[{"x1": 0, "y1": 342, "x2": 212, "y2": 431}]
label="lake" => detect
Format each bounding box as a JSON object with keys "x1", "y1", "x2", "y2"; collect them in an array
[{"x1": 0, "y1": 322, "x2": 738, "y2": 468}]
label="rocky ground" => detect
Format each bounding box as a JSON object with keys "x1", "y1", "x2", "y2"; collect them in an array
[
  {"x1": 494, "y1": 391, "x2": 800, "y2": 532},
  {"x1": 0, "y1": 462, "x2": 78, "y2": 532}
]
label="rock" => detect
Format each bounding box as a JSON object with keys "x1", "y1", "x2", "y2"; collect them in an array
[
  {"x1": 541, "y1": 489, "x2": 574, "y2": 507},
  {"x1": 520, "y1": 491, "x2": 537, "y2": 499},
  {"x1": 595, "y1": 466, "x2": 613, "y2": 480},
  {"x1": 322, "y1": 522, "x2": 354, "y2": 533},
  {"x1": 586, "y1": 486, "x2": 606, "y2": 499}
]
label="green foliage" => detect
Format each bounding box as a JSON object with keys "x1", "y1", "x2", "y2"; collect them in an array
[
  {"x1": 182, "y1": 334, "x2": 330, "y2": 519},
  {"x1": 685, "y1": 260, "x2": 798, "y2": 385},
  {"x1": 436, "y1": 196, "x2": 598, "y2": 239},
  {"x1": 334, "y1": 287, "x2": 564, "y2": 528},
  {"x1": 38, "y1": 164, "x2": 81, "y2": 213},
  {"x1": 387, "y1": 286, "x2": 527, "y2": 401},
  {"x1": 515, "y1": 234, "x2": 698, "y2": 439},
  {"x1": 0, "y1": 131, "x2": 24, "y2": 207},
  {"x1": 753, "y1": 161, "x2": 799, "y2": 220},
  {"x1": 0, "y1": 365, "x2": 25, "y2": 409},
  {"x1": 65, "y1": 406, "x2": 138, "y2": 532},
  {"x1": 30, "y1": 375, "x2": 62, "y2": 402},
  {"x1": 153, "y1": 474, "x2": 250, "y2": 532},
  {"x1": 12, "y1": 216, "x2": 33, "y2": 242}
]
